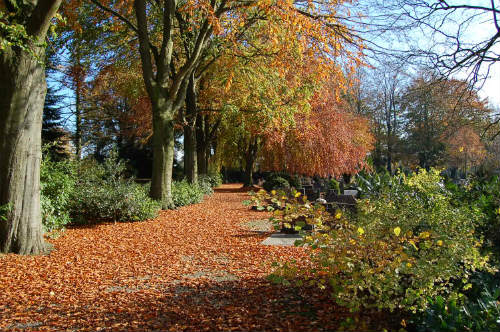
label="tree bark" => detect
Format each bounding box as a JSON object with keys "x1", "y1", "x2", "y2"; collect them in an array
[
  {"x1": 243, "y1": 138, "x2": 259, "y2": 187},
  {"x1": 183, "y1": 75, "x2": 198, "y2": 184},
  {"x1": 196, "y1": 113, "x2": 208, "y2": 175},
  {"x1": 0, "y1": 50, "x2": 50, "y2": 254},
  {"x1": 149, "y1": 99, "x2": 176, "y2": 209},
  {"x1": 0, "y1": 0, "x2": 62, "y2": 254}
]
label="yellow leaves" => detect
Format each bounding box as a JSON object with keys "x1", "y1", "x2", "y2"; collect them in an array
[
  {"x1": 393, "y1": 227, "x2": 401, "y2": 237},
  {"x1": 224, "y1": 72, "x2": 234, "y2": 92},
  {"x1": 419, "y1": 231, "x2": 430, "y2": 239}
]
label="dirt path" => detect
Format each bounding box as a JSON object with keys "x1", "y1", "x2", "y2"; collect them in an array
[{"x1": 0, "y1": 184, "x2": 353, "y2": 331}]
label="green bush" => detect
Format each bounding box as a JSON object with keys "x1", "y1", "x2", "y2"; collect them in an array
[
  {"x1": 263, "y1": 176, "x2": 290, "y2": 192},
  {"x1": 172, "y1": 180, "x2": 205, "y2": 208},
  {"x1": 206, "y1": 172, "x2": 223, "y2": 188},
  {"x1": 446, "y1": 176, "x2": 500, "y2": 252},
  {"x1": 198, "y1": 175, "x2": 215, "y2": 195},
  {"x1": 329, "y1": 178, "x2": 340, "y2": 194},
  {"x1": 70, "y1": 155, "x2": 160, "y2": 224},
  {"x1": 413, "y1": 287, "x2": 500, "y2": 332},
  {"x1": 271, "y1": 169, "x2": 492, "y2": 313},
  {"x1": 0, "y1": 203, "x2": 11, "y2": 221},
  {"x1": 40, "y1": 156, "x2": 76, "y2": 232}
]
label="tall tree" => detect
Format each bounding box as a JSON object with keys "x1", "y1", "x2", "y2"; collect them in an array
[
  {"x1": 42, "y1": 85, "x2": 71, "y2": 159},
  {"x1": 88, "y1": 0, "x2": 363, "y2": 207},
  {"x1": 0, "y1": 0, "x2": 62, "y2": 254},
  {"x1": 401, "y1": 73, "x2": 491, "y2": 168},
  {"x1": 446, "y1": 126, "x2": 487, "y2": 175}
]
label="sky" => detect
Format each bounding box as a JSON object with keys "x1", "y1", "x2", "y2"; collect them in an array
[
  {"x1": 358, "y1": 0, "x2": 500, "y2": 109},
  {"x1": 479, "y1": 66, "x2": 499, "y2": 109}
]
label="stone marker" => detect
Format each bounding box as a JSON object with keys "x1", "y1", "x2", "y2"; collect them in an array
[
  {"x1": 343, "y1": 189, "x2": 358, "y2": 196},
  {"x1": 261, "y1": 233, "x2": 303, "y2": 246}
]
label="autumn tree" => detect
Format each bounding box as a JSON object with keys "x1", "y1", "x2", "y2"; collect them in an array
[
  {"x1": 401, "y1": 73, "x2": 491, "y2": 168},
  {"x1": 446, "y1": 126, "x2": 487, "y2": 175},
  {"x1": 359, "y1": 64, "x2": 408, "y2": 172},
  {"x1": 262, "y1": 78, "x2": 374, "y2": 178},
  {"x1": 0, "y1": 0, "x2": 62, "y2": 254},
  {"x1": 85, "y1": 0, "x2": 363, "y2": 206},
  {"x1": 200, "y1": 40, "x2": 321, "y2": 185},
  {"x1": 85, "y1": 59, "x2": 155, "y2": 174}
]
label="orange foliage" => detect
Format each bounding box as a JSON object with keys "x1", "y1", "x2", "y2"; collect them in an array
[
  {"x1": 89, "y1": 63, "x2": 153, "y2": 142},
  {"x1": 446, "y1": 126, "x2": 486, "y2": 170},
  {"x1": 262, "y1": 80, "x2": 374, "y2": 177}
]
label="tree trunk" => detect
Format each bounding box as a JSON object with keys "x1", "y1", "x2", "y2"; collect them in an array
[
  {"x1": 243, "y1": 138, "x2": 259, "y2": 187},
  {"x1": 244, "y1": 157, "x2": 255, "y2": 187},
  {"x1": 74, "y1": 82, "x2": 82, "y2": 160},
  {"x1": 183, "y1": 75, "x2": 197, "y2": 184},
  {"x1": 0, "y1": 50, "x2": 51, "y2": 254},
  {"x1": 150, "y1": 101, "x2": 176, "y2": 209},
  {"x1": 184, "y1": 126, "x2": 197, "y2": 183},
  {"x1": 196, "y1": 113, "x2": 208, "y2": 175}
]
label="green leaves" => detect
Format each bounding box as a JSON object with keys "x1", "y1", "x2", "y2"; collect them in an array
[{"x1": 272, "y1": 168, "x2": 491, "y2": 314}]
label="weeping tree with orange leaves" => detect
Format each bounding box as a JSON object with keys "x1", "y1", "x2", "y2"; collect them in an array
[
  {"x1": 84, "y1": 0, "x2": 363, "y2": 207},
  {"x1": 262, "y1": 78, "x2": 374, "y2": 178}
]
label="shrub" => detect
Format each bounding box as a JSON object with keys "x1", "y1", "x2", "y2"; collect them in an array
[
  {"x1": 70, "y1": 155, "x2": 160, "y2": 224},
  {"x1": 329, "y1": 178, "x2": 340, "y2": 194},
  {"x1": 413, "y1": 287, "x2": 500, "y2": 332},
  {"x1": 197, "y1": 175, "x2": 214, "y2": 196},
  {"x1": 172, "y1": 180, "x2": 205, "y2": 208},
  {"x1": 263, "y1": 176, "x2": 290, "y2": 192},
  {"x1": 271, "y1": 169, "x2": 492, "y2": 313},
  {"x1": 0, "y1": 203, "x2": 11, "y2": 221},
  {"x1": 206, "y1": 172, "x2": 223, "y2": 187},
  {"x1": 446, "y1": 176, "x2": 500, "y2": 252},
  {"x1": 40, "y1": 156, "x2": 76, "y2": 232}
]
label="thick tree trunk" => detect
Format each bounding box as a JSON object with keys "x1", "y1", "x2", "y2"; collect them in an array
[
  {"x1": 0, "y1": 49, "x2": 51, "y2": 254},
  {"x1": 150, "y1": 102, "x2": 175, "y2": 209},
  {"x1": 183, "y1": 75, "x2": 198, "y2": 184}
]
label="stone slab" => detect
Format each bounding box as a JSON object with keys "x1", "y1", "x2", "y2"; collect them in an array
[
  {"x1": 261, "y1": 233, "x2": 303, "y2": 246},
  {"x1": 343, "y1": 189, "x2": 358, "y2": 196}
]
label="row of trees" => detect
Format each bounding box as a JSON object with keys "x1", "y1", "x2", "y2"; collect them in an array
[
  {"x1": 1, "y1": 0, "x2": 371, "y2": 254},
  {"x1": 1, "y1": 0, "x2": 499, "y2": 255},
  {"x1": 356, "y1": 68, "x2": 496, "y2": 174}
]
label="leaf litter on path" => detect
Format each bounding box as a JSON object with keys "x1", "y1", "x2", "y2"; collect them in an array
[{"x1": 0, "y1": 184, "x2": 380, "y2": 331}]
